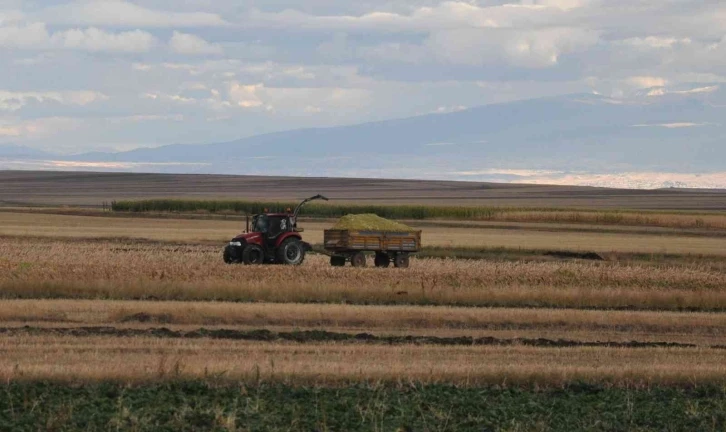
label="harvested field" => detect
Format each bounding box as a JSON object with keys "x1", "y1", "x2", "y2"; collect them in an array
[
  {"x1": 2, "y1": 300, "x2": 726, "y2": 345},
  {"x1": 3, "y1": 334, "x2": 726, "y2": 386},
  {"x1": 3, "y1": 172, "x2": 726, "y2": 429},
  {"x1": 3, "y1": 211, "x2": 725, "y2": 255},
  {"x1": 2, "y1": 238, "x2": 726, "y2": 310}
]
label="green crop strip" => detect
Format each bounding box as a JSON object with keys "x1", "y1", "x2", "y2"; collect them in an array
[
  {"x1": 110, "y1": 199, "x2": 726, "y2": 222},
  {"x1": 2, "y1": 382, "x2": 726, "y2": 431}
]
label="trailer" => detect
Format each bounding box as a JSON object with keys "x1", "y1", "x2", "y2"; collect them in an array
[{"x1": 323, "y1": 229, "x2": 421, "y2": 268}]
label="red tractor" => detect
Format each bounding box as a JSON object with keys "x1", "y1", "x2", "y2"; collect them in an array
[{"x1": 223, "y1": 194, "x2": 328, "y2": 265}]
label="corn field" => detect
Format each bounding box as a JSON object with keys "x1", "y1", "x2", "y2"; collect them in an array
[{"x1": 111, "y1": 199, "x2": 726, "y2": 230}]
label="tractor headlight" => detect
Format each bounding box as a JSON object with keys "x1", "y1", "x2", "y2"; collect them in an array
[{"x1": 229, "y1": 241, "x2": 243, "y2": 247}]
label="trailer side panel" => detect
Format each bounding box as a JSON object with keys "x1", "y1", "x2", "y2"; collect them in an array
[{"x1": 324, "y1": 229, "x2": 421, "y2": 253}]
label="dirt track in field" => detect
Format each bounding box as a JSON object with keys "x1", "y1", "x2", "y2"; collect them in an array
[{"x1": 2, "y1": 326, "x2": 723, "y2": 350}]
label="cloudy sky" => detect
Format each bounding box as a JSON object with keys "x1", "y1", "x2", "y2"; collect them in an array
[{"x1": 1, "y1": 0, "x2": 725, "y2": 156}]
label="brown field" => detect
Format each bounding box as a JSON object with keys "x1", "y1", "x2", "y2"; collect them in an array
[
  {"x1": 2, "y1": 300, "x2": 726, "y2": 345},
  {"x1": 2, "y1": 237, "x2": 726, "y2": 310},
  {"x1": 2, "y1": 211, "x2": 726, "y2": 255},
  {"x1": 2, "y1": 334, "x2": 725, "y2": 386},
  {"x1": 2, "y1": 170, "x2": 726, "y2": 209},
  {"x1": 2, "y1": 172, "x2": 726, "y2": 387}
]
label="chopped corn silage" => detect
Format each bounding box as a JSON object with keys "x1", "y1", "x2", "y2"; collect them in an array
[{"x1": 332, "y1": 214, "x2": 413, "y2": 231}]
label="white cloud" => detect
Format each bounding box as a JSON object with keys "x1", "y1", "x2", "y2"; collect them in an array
[
  {"x1": 0, "y1": 117, "x2": 82, "y2": 139},
  {"x1": 626, "y1": 76, "x2": 667, "y2": 88},
  {"x1": 454, "y1": 168, "x2": 564, "y2": 176},
  {"x1": 282, "y1": 67, "x2": 316, "y2": 80},
  {"x1": 42, "y1": 1, "x2": 227, "y2": 28},
  {"x1": 131, "y1": 63, "x2": 152, "y2": 71},
  {"x1": 433, "y1": 106, "x2": 467, "y2": 113},
  {"x1": 104, "y1": 114, "x2": 185, "y2": 124},
  {"x1": 671, "y1": 85, "x2": 719, "y2": 95},
  {"x1": 647, "y1": 85, "x2": 719, "y2": 97},
  {"x1": 224, "y1": 81, "x2": 371, "y2": 114},
  {"x1": 169, "y1": 31, "x2": 223, "y2": 55},
  {"x1": 0, "y1": 90, "x2": 108, "y2": 111},
  {"x1": 0, "y1": 22, "x2": 156, "y2": 52},
  {"x1": 0, "y1": 10, "x2": 24, "y2": 27},
  {"x1": 426, "y1": 27, "x2": 598, "y2": 68},
  {"x1": 525, "y1": 0, "x2": 588, "y2": 11},
  {"x1": 621, "y1": 36, "x2": 691, "y2": 49},
  {"x1": 0, "y1": 22, "x2": 49, "y2": 49},
  {"x1": 632, "y1": 122, "x2": 709, "y2": 129},
  {"x1": 357, "y1": 42, "x2": 429, "y2": 64},
  {"x1": 51, "y1": 27, "x2": 156, "y2": 52},
  {"x1": 246, "y1": 1, "x2": 578, "y2": 33},
  {"x1": 142, "y1": 92, "x2": 196, "y2": 104},
  {"x1": 227, "y1": 82, "x2": 265, "y2": 108}
]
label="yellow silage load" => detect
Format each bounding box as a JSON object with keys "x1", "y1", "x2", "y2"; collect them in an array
[{"x1": 333, "y1": 214, "x2": 413, "y2": 231}]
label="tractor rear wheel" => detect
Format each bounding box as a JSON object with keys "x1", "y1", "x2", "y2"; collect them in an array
[
  {"x1": 394, "y1": 254, "x2": 410, "y2": 268},
  {"x1": 330, "y1": 256, "x2": 346, "y2": 267},
  {"x1": 374, "y1": 253, "x2": 390, "y2": 268},
  {"x1": 350, "y1": 252, "x2": 367, "y2": 267},
  {"x1": 242, "y1": 244, "x2": 265, "y2": 265},
  {"x1": 276, "y1": 238, "x2": 306, "y2": 265}
]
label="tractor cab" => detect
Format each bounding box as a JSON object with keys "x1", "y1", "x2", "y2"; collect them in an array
[
  {"x1": 251, "y1": 212, "x2": 293, "y2": 237},
  {"x1": 223, "y1": 194, "x2": 328, "y2": 265},
  {"x1": 249, "y1": 212, "x2": 296, "y2": 250}
]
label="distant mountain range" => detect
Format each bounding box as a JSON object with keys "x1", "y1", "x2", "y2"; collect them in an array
[
  {"x1": 2, "y1": 87, "x2": 725, "y2": 188},
  {"x1": 0, "y1": 144, "x2": 56, "y2": 160}
]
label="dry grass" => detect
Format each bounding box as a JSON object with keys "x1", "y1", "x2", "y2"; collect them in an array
[
  {"x1": 490, "y1": 210, "x2": 726, "y2": 231},
  {"x1": 2, "y1": 211, "x2": 726, "y2": 255},
  {"x1": 0, "y1": 211, "x2": 240, "y2": 243},
  {"x1": 419, "y1": 226, "x2": 726, "y2": 255},
  {"x1": 2, "y1": 300, "x2": 726, "y2": 345},
  {"x1": 2, "y1": 238, "x2": 726, "y2": 310},
  {"x1": 2, "y1": 334, "x2": 725, "y2": 386}
]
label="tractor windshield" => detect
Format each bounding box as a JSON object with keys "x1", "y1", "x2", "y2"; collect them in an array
[{"x1": 251, "y1": 215, "x2": 269, "y2": 233}]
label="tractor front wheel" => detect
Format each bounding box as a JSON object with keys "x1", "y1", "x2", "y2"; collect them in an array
[
  {"x1": 242, "y1": 244, "x2": 265, "y2": 265},
  {"x1": 223, "y1": 245, "x2": 240, "y2": 264},
  {"x1": 276, "y1": 239, "x2": 306, "y2": 265}
]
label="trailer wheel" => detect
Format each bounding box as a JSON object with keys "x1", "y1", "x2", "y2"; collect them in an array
[
  {"x1": 350, "y1": 252, "x2": 367, "y2": 268},
  {"x1": 394, "y1": 254, "x2": 410, "y2": 268},
  {"x1": 330, "y1": 256, "x2": 346, "y2": 267},
  {"x1": 276, "y1": 238, "x2": 305, "y2": 265},
  {"x1": 374, "y1": 253, "x2": 390, "y2": 268},
  {"x1": 242, "y1": 244, "x2": 265, "y2": 265}
]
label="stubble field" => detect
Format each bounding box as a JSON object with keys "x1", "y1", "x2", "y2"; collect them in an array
[{"x1": 1, "y1": 172, "x2": 726, "y2": 430}]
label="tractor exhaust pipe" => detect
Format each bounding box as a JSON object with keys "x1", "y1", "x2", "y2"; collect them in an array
[{"x1": 246, "y1": 214, "x2": 250, "y2": 233}]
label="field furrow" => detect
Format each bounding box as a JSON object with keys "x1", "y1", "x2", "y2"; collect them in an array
[{"x1": 1, "y1": 300, "x2": 725, "y2": 345}]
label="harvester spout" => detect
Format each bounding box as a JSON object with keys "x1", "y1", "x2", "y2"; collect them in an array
[{"x1": 292, "y1": 194, "x2": 329, "y2": 224}]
